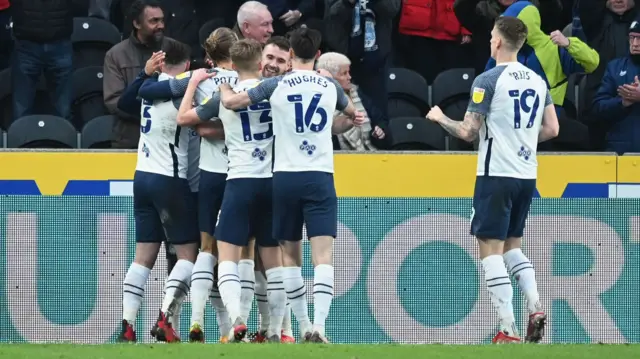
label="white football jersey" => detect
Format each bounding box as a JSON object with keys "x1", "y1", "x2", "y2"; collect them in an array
[
  {"x1": 194, "y1": 67, "x2": 238, "y2": 174},
  {"x1": 187, "y1": 128, "x2": 200, "y2": 192},
  {"x1": 136, "y1": 73, "x2": 190, "y2": 179},
  {"x1": 468, "y1": 62, "x2": 552, "y2": 179},
  {"x1": 216, "y1": 79, "x2": 274, "y2": 179},
  {"x1": 246, "y1": 70, "x2": 350, "y2": 173}
]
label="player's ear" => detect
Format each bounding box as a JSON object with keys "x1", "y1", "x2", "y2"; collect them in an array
[
  {"x1": 257, "y1": 60, "x2": 263, "y2": 71},
  {"x1": 184, "y1": 61, "x2": 190, "y2": 72},
  {"x1": 289, "y1": 48, "x2": 295, "y2": 59},
  {"x1": 315, "y1": 50, "x2": 321, "y2": 60},
  {"x1": 232, "y1": 63, "x2": 238, "y2": 71}
]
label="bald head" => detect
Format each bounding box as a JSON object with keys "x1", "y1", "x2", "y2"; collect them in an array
[{"x1": 237, "y1": 1, "x2": 273, "y2": 44}]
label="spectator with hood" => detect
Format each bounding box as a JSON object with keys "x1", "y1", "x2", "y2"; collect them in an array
[
  {"x1": 485, "y1": 1, "x2": 599, "y2": 110},
  {"x1": 454, "y1": 0, "x2": 565, "y2": 74},
  {"x1": 593, "y1": 19, "x2": 640, "y2": 154}
]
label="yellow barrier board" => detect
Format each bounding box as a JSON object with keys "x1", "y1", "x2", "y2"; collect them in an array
[{"x1": 0, "y1": 152, "x2": 626, "y2": 197}]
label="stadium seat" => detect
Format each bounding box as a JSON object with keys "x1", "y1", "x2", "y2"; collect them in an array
[
  {"x1": 431, "y1": 68, "x2": 476, "y2": 151},
  {"x1": 577, "y1": 75, "x2": 589, "y2": 120},
  {"x1": 388, "y1": 116, "x2": 446, "y2": 150},
  {"x1": 199, "y1": 19, "x2": 226, "y2": 50},
  {"x1": 387, "y1": 68, "x2": 430, "y2": 118},
  {"x1": 72, "y1": 17, "x2": 122, "y2": 69},
  {"x1": 539, "y1": 108, "x2": 591, "y2": 151},
  {"x1": 0, "y1": 69, "x2": 56, "y2": 130},
  {"x1": 81, "y1": 115, "x2": 114, "y2": 148},
  {"x1": 7, "y1": 115, "x2": 78, "y2": 148},
  {"x1": 71, "y1": 66, "x2": 108, "y2": 128},
  {"x1": 563, "y1": 73, "x2": 582, "y2": 120}
]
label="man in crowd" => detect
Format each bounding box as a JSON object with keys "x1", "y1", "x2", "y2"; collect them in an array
[
  {"x1": 10, "y1": 0, "x2": 74, "y2": 122},
  {"x1": 104, "y1": 0, "x2": 171, "y2": 149},
  {"x1": 235, "y1": 1, "x2": 274, "y2": 44}
]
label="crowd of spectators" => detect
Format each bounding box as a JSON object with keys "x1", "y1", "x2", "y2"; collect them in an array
[{"x1": 0, "y1": 0, "x2": 639, "y2": 154}]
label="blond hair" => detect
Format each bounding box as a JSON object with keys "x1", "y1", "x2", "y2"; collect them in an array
[
  {"x1": 203, "y1": 27, "x2": 238, "y2": 65},
  {"x1": 230, "y1": 38, "x2": 263, "y2": 72}
]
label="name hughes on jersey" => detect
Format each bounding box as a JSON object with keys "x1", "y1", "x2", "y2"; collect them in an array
[{"x1": 283, "y1": 74, "x2": 329, "y2": 88}]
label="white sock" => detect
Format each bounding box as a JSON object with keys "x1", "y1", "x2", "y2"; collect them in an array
[
  {"x1": 254, "y1": 271, "x2": 270, "y2": 332},
  {"x1": 217, "y1": 260, "x2": 242, "y2": 323},
  {"x1": 122, "y1": 263, "x2": 151, "y2": 325},
  {"x1": 503, "y1": 248, "x2": 542, "y2": 314},
  {"x1": 282, "y1": 301, "x2": 292, "y2": 336},
  {"x1": 169, "y1": 295, "x2": 185, "y2": 336},
  {"x1": 282, "y1": 266, "x2": 311, "y2": 334},
  {"x1": 209, "y1": 285, "x2": 232, "y2": 336},
  {"x1": 161, "y1": 259, "x2": 194, "y2": 315},
  {"x1": 266, "y1": 266, "x2": 286, "y2": 337},
  {"x1": 190, "y1": 252, "x2": 216, "y2": 327},
  {"x1": 482, "y1": 255, "x2": 517, "y2": 335},
  {"x1": 312, "y1": 264, "x2": 334, "y2": 336},
  {"x1": 238, "y1": 259, "x2": 255, "y2": 323}
]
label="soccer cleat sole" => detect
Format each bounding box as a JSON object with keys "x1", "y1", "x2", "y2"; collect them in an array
[{"x1": 525, "y1": 313, "x2": 547, "y2": 343}]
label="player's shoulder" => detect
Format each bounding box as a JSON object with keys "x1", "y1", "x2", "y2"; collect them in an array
[
  {"x1": 476, "y1": 65, "x2": 509, "y2": 86},
  {"x1": 212, "y1": 68, "x2": 238, "y2": 77}
]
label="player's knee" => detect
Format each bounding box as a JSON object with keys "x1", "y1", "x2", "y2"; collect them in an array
[
  {"x1": 241, "y1": 238, "x2": 255, "y2": 260},
  {"x1": 133, "y1": 242, "x2": 162, "y2": 268},
  {"x1": 217, "y1": 240, "x2": 243, "y2": 262},
  {"x1": 174, "y1": 242, "x2": 198, "y2": 262},
  {"x1": 310, "y1": 238, "x2": 333, "y2": 266},
  {"x1": 200, "y1": 232, "x2": 216, "y2": 253},
  {"x1": 476, "y1": 238, "x2": 505, "y2": 258},
  {"x1": 280, "y1": 240, "x2": 303, "y2": 267}
]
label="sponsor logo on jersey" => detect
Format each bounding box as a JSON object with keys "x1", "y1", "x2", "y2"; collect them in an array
[
  {"x1": 175, "y1": 71, "x2": 192, "y2": 80},
  {"x1": 472, "y1": 87, "x2": 485, "y2": 104}
]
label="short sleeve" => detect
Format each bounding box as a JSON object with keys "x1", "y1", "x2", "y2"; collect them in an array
[
  {"x1": 466, "y1": 72, "x2": 497, "y2": 116},
  {"x1": 544, "y1": 90, "x2": 553, "y2": 107},
  {"x1": 328, "y1": 77, "x2": 349, "y2": 111},
  {"x1": 195, "y1": 92, "x2": 221, "y2": 121},
  {"x1": 247, "y1": 76, "x2": 281, "y2": 103}
]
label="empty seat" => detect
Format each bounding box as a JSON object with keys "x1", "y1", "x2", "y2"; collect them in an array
[
  {"x1": 0, "y1": 69, "x2": 56, "y2": 130},
  {"x1": 387, "y1": 68, "x2": 430, "y2": 118},
  {"x1": 71, "y1": 66, "x2": 108, "y2": 128},
  {"x1": 388, "y1": 116, "x2": 446, "y2": 150},
  {"x1": 539, "y1": 109, "x2": 591, "y2": 152},
  {"x1": 81, "y1": 115, "x2": 114, "y2": 148},
  {"x1": 72, "y1": 17, "x2": 122, "y2": 68},
  {"x1": 431, "y1": 68, "x2": 476, "y2": 151},
  {"x1": 199, "y1": 19, "x2": 226, "y2": 47},
  {"x1": 7, "y1": 115, "x2": 78, "y2": 148}
]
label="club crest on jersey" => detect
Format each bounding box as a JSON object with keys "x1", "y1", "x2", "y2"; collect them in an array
[
  {"x1": 175, "y1": 71, "x2": 191, "y2": 80},
  {"x1": 472, "y1": 87, "x2": 485, "y2": 104}
]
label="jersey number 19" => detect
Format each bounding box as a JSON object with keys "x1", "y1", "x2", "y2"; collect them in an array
[{"x1": 509, "y1": 88, "x2": 540, "y2": 129}]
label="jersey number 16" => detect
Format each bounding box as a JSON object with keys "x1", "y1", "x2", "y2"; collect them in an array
[
  {"x1": 288, "y1": 93, "x2": 328, "y2": 133},
  {"x1": 509, "y1": 88, "x2": 540, "y2": 129}
]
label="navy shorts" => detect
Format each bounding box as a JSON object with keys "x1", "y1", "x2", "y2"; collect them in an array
[
  {"x1": 215, "y1": 178, "x2": 276, "y2": 247},
  {"x1": 470, "y1": 176, "x2": 536, "y2": 240},
  {"x1": 198, "y1": 170, "x2": 227, "y2": 236},
  {"x1": 133, "y1": 171, "x2": 199, "y2": 245},
  {"x1": 272, "y1": 171, "x2": 337, "y2": 241}
]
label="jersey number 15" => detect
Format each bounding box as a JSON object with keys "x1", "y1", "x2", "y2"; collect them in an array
[
  {"x1": 141, "y1": 99, "x2": 152, "y2": 134},
  {"x1": 509, "y1": 88, "x2": 540, "y2": 129}
]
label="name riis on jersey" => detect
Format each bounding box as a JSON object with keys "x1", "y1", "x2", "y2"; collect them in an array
[{"x1": 508, "y1": 70, "x2": 531, "y2": 81}]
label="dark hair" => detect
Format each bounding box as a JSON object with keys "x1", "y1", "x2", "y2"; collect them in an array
[
  {"x1": 129, "y1": 0, "x2": 163, "y2": 25},
  {"x1": 494, "y1": 16, "x2": 528, "y2": 50},
  {"x1": 162, "y1": 39, "x2": 191, "y2": 66},
  {"x1": 230, "y1": 39, "x2": 263, "y2": 72},
  {"x1": 288, "y1": 27, "x2": 322, "y2": 61},
  {"x1": 266, "y1": 36, "x2": 290, "y2": 52}
]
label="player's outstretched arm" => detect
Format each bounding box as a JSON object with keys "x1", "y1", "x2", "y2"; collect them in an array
[
  {"x1": 426, "y1": 106, "x2": 483, "y2": 142},
  {"x1": 538, "y1": 104, "x2": 560, "y2": 142},
  {"x1": 222, "y1": 77, "x2": 280, "y2": 110},
  {"x1": 138, "y1": 72, "x2": 192, "y2": 100},
  {"x1": 176, "y1": 69, "x2": 216, "y2": 126}
]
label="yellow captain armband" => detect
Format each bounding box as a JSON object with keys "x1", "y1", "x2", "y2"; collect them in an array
[
  {"x1": 176, "y1": 71, "x2": 191, "y2": 80},
  {"x1": 201, "y1": 96, "x2": 210, "y2": 105}
]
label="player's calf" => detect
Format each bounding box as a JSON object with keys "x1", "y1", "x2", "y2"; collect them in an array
[
  {"x1": 309, "y1": 236, "x2": 335, "y2": 340},
  {"x1": 239, "y1": 241, "x2": 256, "y2": 324},
  {"x1": 259, "y1": 245, "x2": 287, "y2": 340},
  {"x1": 280, "y1": 241, "x2": 313, "y2": 338},
  {"x1": 190, "y1": 232, "x2": 218, "y2": 336}
]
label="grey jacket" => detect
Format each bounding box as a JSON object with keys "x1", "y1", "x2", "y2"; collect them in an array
[{"x1": 323, "y1": 0, "x2": 400, "y2": 59}]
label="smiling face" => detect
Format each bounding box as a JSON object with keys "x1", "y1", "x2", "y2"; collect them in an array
[{"x1": 261, "y1": 43, "x2": 290, "y2": 77}]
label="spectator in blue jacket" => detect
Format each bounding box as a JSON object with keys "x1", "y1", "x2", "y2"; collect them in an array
[{"x1": 593, "y1": 19, "x2": 640, "y2": 154}]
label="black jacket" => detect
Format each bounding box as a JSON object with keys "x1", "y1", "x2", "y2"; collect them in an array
[{"x1": 12, "y1": 0, "x2": 73, "y2": 42}]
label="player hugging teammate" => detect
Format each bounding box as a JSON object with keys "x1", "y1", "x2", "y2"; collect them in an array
[{"x1": 118, "y1": 25, "x2": 363, "y2": 344}]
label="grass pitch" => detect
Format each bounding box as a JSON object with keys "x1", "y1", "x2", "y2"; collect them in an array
[{"x1": 0, "y1": 344, "x2": 639, "y2": 359}]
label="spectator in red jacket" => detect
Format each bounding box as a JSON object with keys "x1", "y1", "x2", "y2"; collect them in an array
[
  {"x1": 0, "y1": 0, "x2": 10, "y2": 70},
  {"x1": 398, "y1": 0, "x2": 473, "y2": 82}
]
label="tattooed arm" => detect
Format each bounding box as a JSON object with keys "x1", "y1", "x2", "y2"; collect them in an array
[{"x1": 437, "y1": 111, "x2": 485, "y2": 142}]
